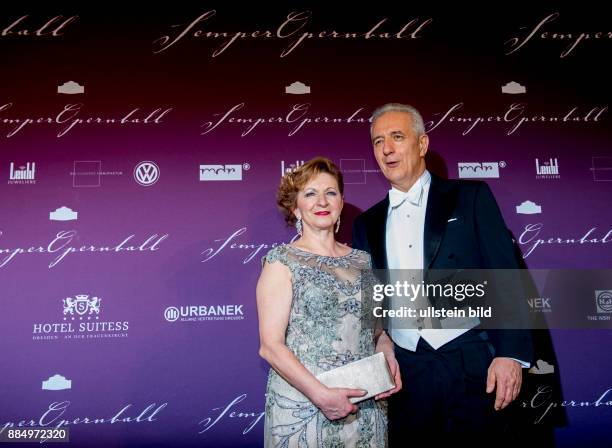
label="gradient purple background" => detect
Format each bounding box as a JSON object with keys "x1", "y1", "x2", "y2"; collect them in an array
[{"x1": 1, "y1": 4, "x2": 611, "y2": 447}]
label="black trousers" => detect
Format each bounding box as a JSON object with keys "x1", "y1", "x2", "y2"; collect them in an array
[{"x1": 388, "y1": 330, "x2": 509, "y2": 446}]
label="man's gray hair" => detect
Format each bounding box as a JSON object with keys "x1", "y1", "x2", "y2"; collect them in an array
[{"x1": 370, "y1": 103, "x2": 426, "y2": 137}]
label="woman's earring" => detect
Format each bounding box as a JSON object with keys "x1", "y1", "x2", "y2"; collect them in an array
[
  {"x1": 335, "y1": 217, "x2": 341, "y2": 234},
  {"x1": 296, "y1": 217, "x2": 303, "y2": 236}
]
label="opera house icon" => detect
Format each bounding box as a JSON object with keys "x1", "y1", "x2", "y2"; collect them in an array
[
  {"x1": 285, "y1": 81, "x2": 311, "y2": 95},
  {"x1": 58, "y1": 81, "x2": 84, "y2": 95}
]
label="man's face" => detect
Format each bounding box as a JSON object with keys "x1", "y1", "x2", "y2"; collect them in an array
[{"x1": 371, "y1": 111, "x2": 428, "y2": 192}]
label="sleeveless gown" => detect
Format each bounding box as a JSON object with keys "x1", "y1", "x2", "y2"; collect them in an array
[{"x1": 261, "y1": 244, "x2": 387, "y2": 448}]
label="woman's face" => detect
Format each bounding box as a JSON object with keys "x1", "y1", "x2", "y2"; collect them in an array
[{"x1": 293, "y1": 172, "x2": 343, "y2": 233}]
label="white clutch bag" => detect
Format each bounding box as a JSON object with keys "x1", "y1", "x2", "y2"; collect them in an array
[{"x1": 315, "y1": 352, "x2": 395, "y2": 403}]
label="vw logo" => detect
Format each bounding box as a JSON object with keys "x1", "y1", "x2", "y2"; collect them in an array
[{"x1": 134, "y1": 161, "x2": 160, "y2": 186}]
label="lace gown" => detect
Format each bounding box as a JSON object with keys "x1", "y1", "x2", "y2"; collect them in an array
[{"x1": 261, "y1": 244, "x2": 387, "y2": 448}]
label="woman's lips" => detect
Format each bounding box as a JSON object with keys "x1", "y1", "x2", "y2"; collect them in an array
[{"x1": 314, "y1": 211, "x2": 330, "y2": 216}]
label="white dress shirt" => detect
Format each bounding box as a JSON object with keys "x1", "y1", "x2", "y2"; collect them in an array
[
  {"x1": 385, "y1": 170, "x2": 530, "y2": 367},
  {"x1": 386, "y1": 170, "x2": 470, "y2": 350}
]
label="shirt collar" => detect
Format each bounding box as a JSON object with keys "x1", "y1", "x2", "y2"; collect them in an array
[{"x1": 388, "y1": 170, "x2": 431, "y2": 209}]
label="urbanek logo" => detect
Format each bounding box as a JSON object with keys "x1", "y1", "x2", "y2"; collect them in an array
[
  {"x1": 595, "y1": 290, "x2": 612, "y2": 314},
  {"x1": 164, "y1": 305, "x2": 245, "y2": 322},
  {"x1": 281, "y1": 160, "x2": 304, "y2": 178},
  {"x1": 134, "y1": 161, "x2": 160, "y2": 186},
  {"x1": 457, "y1": 162, "x2": 505, "y2": 179},
  {"x1": 8, "y1": 162, "x2": 36, "y2": 184},
  {"x1": 32, "y1": 294, "x2": 129, "y2": 342},
  {"x1": 527, "y1": 297, "x2": 552, "y2": 313},
  {"x1": 199, "y1": 163, "x2": 249, "y2": 181},
  {"x1": 535, "y1": 158, "x2": 560, "y2": 179}
]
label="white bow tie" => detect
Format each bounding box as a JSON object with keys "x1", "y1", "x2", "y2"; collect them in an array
[{"x1": 389, "y1": 186, "x2": 424, "y2": 208}]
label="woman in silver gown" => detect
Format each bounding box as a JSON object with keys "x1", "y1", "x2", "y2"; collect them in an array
[{"x1": 257, "y1": 157, "x2": 401, "y2": 447}]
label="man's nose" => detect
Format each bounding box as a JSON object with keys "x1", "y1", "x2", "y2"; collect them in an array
[{"x1": 382, "y1": 139, "x2": 393, "y2": 155}]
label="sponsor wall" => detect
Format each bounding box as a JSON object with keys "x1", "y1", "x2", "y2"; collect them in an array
[{"x1": 1, "y1": 4, "x2": 610, "y2": 447}]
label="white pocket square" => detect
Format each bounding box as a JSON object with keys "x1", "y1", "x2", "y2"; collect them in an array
[{"x1": 447, "y1": 217, "x2": 458, "y2": 222}]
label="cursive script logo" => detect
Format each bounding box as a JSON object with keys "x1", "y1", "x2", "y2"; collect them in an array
[
  {"x1": 198, "y1": 394, "x2": 264, "y2": 435},
  {"x1": 0, "y1": 401, "x2": 167, "y2": 442},
  {"x1": 426, "y1": 102, "x2": 607, "y2": 136},
  {"x1": 1, "y1": 15, "x2": 78, "y2": 38},
  {"x1": 201, "y1": 227, "x2": 298, "y2": 264},
  {"x1": 506, "y1": 12, "x2": 612, "y2": 58},
  {"x1": 0, "y1": 230, "x2": 168, "y2": 268},
  {"x1": 154, "y1": 10, "x2": 432, "y2": 57},
  {"x1": 521, "y1": 386, "x2": 612, "y2": 424},
  {"x1": 0, "y1": 103, "x2": 172, "y2": 138},
  {"x1": 518, "y1": 224, "x2": 612, "y2": 258},
  {"x1": 201, "y1": 103, "x2": 369, "y2": 137}
]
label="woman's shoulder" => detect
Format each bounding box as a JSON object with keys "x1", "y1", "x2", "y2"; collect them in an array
[
  {"x1": 350, "y1": 247, "x2": 373, "y2": 266},
  {"x1": 261, "y1": 244, "x2": 292, "y2": 268},
  {"x1": 350, "y1": 247, "x2": 370, "y2": 258}
]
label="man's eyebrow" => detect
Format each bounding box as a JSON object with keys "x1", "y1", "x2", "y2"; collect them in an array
[{"x1": 373, "y1": 129, "x2": 404, "y2": 141}]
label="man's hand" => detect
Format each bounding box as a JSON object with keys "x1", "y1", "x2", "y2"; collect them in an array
[{"x1": 486, "y1": 357, "x2": 522, "y2": 410}]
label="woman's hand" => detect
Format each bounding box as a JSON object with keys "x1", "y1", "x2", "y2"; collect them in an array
[
  {"x1": 314, "y1": 387, "x2": 366, "y2": 420},
  {"x1": 375, "y1": 351, "x2": 402, "y2": 400}
]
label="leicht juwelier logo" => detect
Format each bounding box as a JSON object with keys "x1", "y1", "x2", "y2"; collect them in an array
[
  {"x1": 280, "y1": 160, "x2": 304, "y2": 178},
  {"x1": 32, "y1": 294, "x2": 129, "y2": 341},
  {"x1": 164, "y1": 304, "x2": 245, "y2": 322},
  {"x1": 8, "y1": 162, "x2": 36, "y2": 184},
  {"x1": 535, "y1": 158, "x2": 560, "y2": 179}
]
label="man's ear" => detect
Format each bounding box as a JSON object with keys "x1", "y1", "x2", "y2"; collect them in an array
[{"x1": 419, "y1": 134, "x2": 429, "y2": 157}]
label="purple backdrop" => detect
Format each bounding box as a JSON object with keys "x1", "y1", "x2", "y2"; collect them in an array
[{"x1": 1, "y1": 4, "x2": 611, "y2": 447}]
